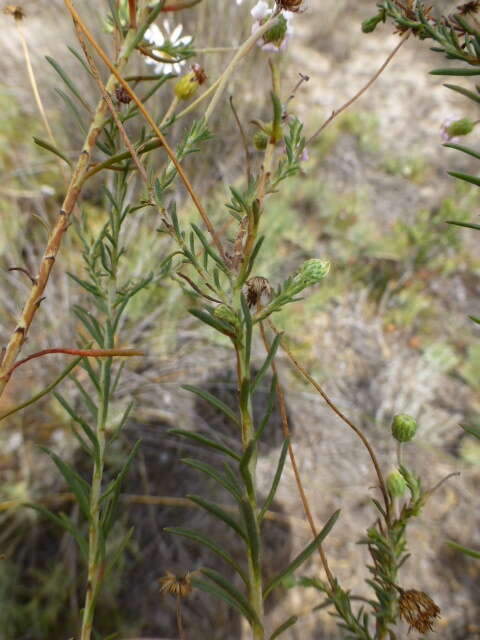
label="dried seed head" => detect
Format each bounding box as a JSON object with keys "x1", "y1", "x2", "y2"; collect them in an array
[
  {"x1": 457, "y1": 1, "x2": 480, "y2": 14},
  {"x1": 244, "y1": 276, "x2": 273, "y2": 309},
  {"x1": 115, "y1": 86, "x2": 132, "y2": 104},
  {"x1": 159, "y1": 571, "x2": 193, "y2": 598},
  {"x1": 399, "y1": 589, "x2": 441, "y2": 633},
  {"x1": 4, "y1": 5, "x2": 25, "y2": 20},
  {"x1": 276, "y1": 0, "x2": 304, "y2": 12}
]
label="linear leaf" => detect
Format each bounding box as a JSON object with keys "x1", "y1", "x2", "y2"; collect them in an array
[
  {"x1": 446, "y1": 540, "x2": 480, "y2": 559},
  {"x1": 263, "y1": 510, "x2": 340, "y2": 599},
  {"x1": 187, "y1": 495, "x2": 246, "y2": 540},
  {"x1": 430, "y1": 67, "x2": 480, "y2": 76},
  {"x1": 255, "y1": 375, "x2": 277, "y2": 442},
  {"x1": 54, "y1": 392, "x2": 100, "y2": 462},
  {"x1": 460, "y1": 423, "x2": 480, "y2": 439},
  {"x1": 182, "y1": 458, "x2": 242, "y2": 501},
  {"x1": 443, "y1": 142, "x2": 480, "y2": 161},
  {"x1": 55, "y1": 88, "x2": 87, "y2": 135},
  {"x1": 446, "y1": 219, "x2": 480, "y2": 231},
  {"x1": 26, "y1": 503, "x2": 88, "y2": 559},
  {"x1": 252, "y1": 333, "x2": 281, "y2": 392},
  {"x1": 188, "y1": 308, "x2": 235, "y2": 335},
  {"x1": 192, "y1": 577, "x2": 256, "y2": 625},
  {"x1": 239, "y1": 498, "x2": 260, "y2": 572},
  {"x1": 165, "y1": 527, "x2": 247, "y2": 584},
  {"x1": 33, "y1": 137, "x2": 71, "y2": 166},
  {"x1": 169, "y1": 429, "x2": 240, "y2": 461},
  {"x1": 444, "y1": 83, "x2": 480, "y2": 105},
  {"x1": 259, "y1": 438, "x2": 289, "y2": 523},
  {"x1": 46, "y1": 56, "x2": 92, "y2": 112},
  {"x1": 182, "y1": 384, "x2": 239, "y2": 426},
  {"x1": 448, "y1": 170, "x2": 480, "y2": 187},
  {"x1": 40, "y1": 446, "x2": 90, "y2": 519},
  {"x1": 270, "y1": 616, "x2": 298, "y2": 639},
  {"x1": 199, "y1": 568, "x2": 261, "y2": 627}
]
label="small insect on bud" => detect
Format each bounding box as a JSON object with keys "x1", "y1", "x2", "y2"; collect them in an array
[
  {"x1": 387, "y1": 469, "x2": 407, "y2": 498},
  {"x1": 174, "y1": 64, "x2": 207, "y2": 101},
  {"x1": 391, "y1": 414, "x2": 418, "y2": 443},
  {"x1": 115, "y1": 86, "x2": 132, "y2": 104},
  {"x1": 399, "y1": 588, "x2": 441, "y2": 634}
]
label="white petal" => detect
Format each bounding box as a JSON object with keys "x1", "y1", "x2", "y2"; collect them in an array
[
  {"x1": 251, "y1": 1, "x2": 271, "y2": 20},
  {"x1": 145, "y1": 24, "x2": 163, "y2": 46},
  {"x1": 171, "y1": 23, "x2": 183, "y2": 41}
]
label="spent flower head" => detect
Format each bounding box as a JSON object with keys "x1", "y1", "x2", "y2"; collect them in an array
[
  {"x1": 159, "y1": 570, "x2": 193, "y2": 597},
  {"x1": 399, "y1": 588, "x2": 441, "y2": 633}
]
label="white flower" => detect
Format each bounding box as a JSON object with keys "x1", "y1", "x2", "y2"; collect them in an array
[
  {"x1": 143, "y1": 20, "x2": 192, "y2": 74},
  {"x1": 251, "y1": 3, "x2": 294, "y2": 52}
]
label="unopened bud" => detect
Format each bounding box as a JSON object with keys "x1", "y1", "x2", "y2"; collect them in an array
[
  {"x1": 446, "y1": 117, "x2": 475, "y2": 137},
  {"x1": 391, "y1": 414, "x2": 418, "y2": 443},
  {"x1": 214, "y1": 305, "x2": 239, "y2": 330},
  {"x1": 362, "y1": 11, "x2": 385, "y2": 33},
  {"x1": 387, "y1": 469, "x2": 407, "y2": 498},
  {"x1": 264, "y1": 14, "x2": 288, "y2": 47},
  {"x1": 297, "y1": 259, "x2": 331, "y2": 285},
  {"x1": 174, "y1": 64, "x2": 207, "y2": 101}
]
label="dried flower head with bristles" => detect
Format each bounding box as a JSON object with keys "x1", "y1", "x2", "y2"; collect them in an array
[
  {"x1": 244, "y1": 276, "x2": 273, "y2": 309},
  {"x1": 276, "y1": 0, "x2": 304, "y2": 12},
  {"x1": 115, "y1": 86, "x2": 132, "y2": 104},
  {"x1": 399, "y1": 588, "x2": 441, "y2": 633},
  {"x1": 158, "y1": 570, "x2": 193, "y2": 598},
  {"x1": 4, "y1": 5, "x2": 25, "y2": 20},
  {"x1": 457, "y1": 1, "x2": 480, "y2": 14}
]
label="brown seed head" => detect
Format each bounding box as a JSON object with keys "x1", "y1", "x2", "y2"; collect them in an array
[
  {"x1": 244, "y1": 276, "x2": 273, "y2": 309},
  {"x1": 276, "y1": 0, "x2": 304, "y2": 12},
  {"x1": 158, "y1": 571, "x2": 193, "y2": 598},
  {"x1": 399, "y1": 589, "x2": 441, "y2": 634},
  {"x1": 115, "y1": 86, "x2": 132, "y2": 104},
  {"x1": 4, "y1": 5, "x2": 25, "y2": 20},
  {"x1": 457, "y1": 1, "x2": 480, "y2": 14}
]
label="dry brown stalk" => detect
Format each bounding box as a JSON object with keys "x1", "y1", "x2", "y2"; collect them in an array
[
  {"x1": 268, "y1": 319, "x2": 391, "y2": 523},
  {"x1": 64, "y1": 0, "x2": 227, "y2": 263},
  {"x1": 259, "y1": 322, "x2": 336, "y2": 591},
  {"x1": 0, "y1": 16, "x2": 147, "y2": 397},
  {"x1": 306, "y1": 32, "x2": 410, "y2": 146}
]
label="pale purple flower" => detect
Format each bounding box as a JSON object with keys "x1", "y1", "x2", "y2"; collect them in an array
[
  {"x1": 440, "y1": 116, "x2": 460, "y2": 144},
  {"x1": 144, "y1": 21, "x2": 192, "y2": 74}
]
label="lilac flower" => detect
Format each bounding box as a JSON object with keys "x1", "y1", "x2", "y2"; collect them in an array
[{"x1": 440, "y1": 115, "x2": 475, "y2": 143}]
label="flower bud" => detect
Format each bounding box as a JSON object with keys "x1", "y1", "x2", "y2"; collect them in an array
[
  {"x1": 387, "y1": 469, "x2": 407, "y2": 498},
  {"x1": 297, "y1": 259, "x2": 331, "y2": 285},
  {"x1": 263, "y1": 13, "x2": 288, "y2": 47},
  {"x1": 253, "y1": 131, "x2": 269, "y2": 150},
  {"x1": 391, "y1": 414, "x2": 418, "y2": 443},
  {"x1": 214, "y1": 305, "x2": 240, "y2": 330},
  {"x1": 361, "y1": 11, "x2": 385, "y2": 33},
  {"x1": 441, "y1": 116, "x2": 476, "y2": 143},
  {"x1": 174, "y1": 64, "x2": 207, "y2": 101}
]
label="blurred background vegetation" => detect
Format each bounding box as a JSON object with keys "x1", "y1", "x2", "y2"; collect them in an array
[{"x1": 0, "y1": 0, "x2": 479, "y2": 638}]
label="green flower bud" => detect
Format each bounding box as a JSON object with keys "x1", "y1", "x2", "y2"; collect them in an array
[
  {"x1": 361, "y1": 11, "x2": 385, "y2": 33},
  {"x1": 264, "y1": 14, "x2": 288, "y2": 47},
  {"x1": 391, "y1": 414, "x2": 418, "y2": 443},
  {"x1": 174, "y1": 64, "x2": 207, "y2": 101},
  {"x1": 214, "y1": 305, "x2": 239, "y2": 330},
  {"x1": 297, "y1": 259, "x2": 331, "y2": 286},
  {"x1": 387, "y1": 469, "x2": 407, "y2": 498},
  {"x1": 253, "y1": 131, "x2": 269, "y2": 150},
  {"x1": 446, "y1": 117, "x2": 475, "y2": 138}
]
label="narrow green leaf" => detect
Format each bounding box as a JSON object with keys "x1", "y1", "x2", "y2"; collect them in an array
[
  {"x1": 246, "y1": 236, "x2": 265, "y2": 279},
  {"x1": 55, "y1": 88, "x2": 87, "y2": 135},
  {"x1": 192, "y1": 577, "x2": 257, "y2": 625},
  {"x1": 182, "y1": 384, "x2": 239, "y2": 426},
  {"x1": 270, "y1": 616, "x2": 298, "y2": 639},
  {"x1": 255, "y1": 375, "x2": 277, "y2": 442},
  {"x1": 430, "y1": 67, "x2": 480, "y2": 76},
  {"x1": 252, "y1": 333, "x2": 281, "y2": 392},
  {"x1": 443, "y1": 141, "x2": 480, "y2": 161},
  {"x1": 33, "y1": 137, "x2": 72, "y2": 166},
  {"x1": 169, "y1": 429, "x2": 241, "y2": 461},
  {"x1": 259, "y1": 438, "x2": 289, "y2": 523},
  {"x1": 446, "y1": 219, "x2": 480, "y2": 231},
  {"x1": 189, "y1": 308, "x2": 235, "y2": 336},
  {"x1": 67, "y1": 45, "x2": 94, "y2": 77},
  {"x1": 26, "y1": 503, "x2": 88, "y2": 559},
  {"x1": 448, "y1": 170, "x2": 480, "y2": 187},
  {"x1": 54, "y1": 392, "x2": 100, "y2": 462},
  {"x1": 264, "y1": 510, "x2": 340, "y2": 599},
  {"x1": 191, "y1": 223, "x2": 228, "y2": 273},
  {"x1": 182, "y1": 458, "x2": 242, "y2": 501},
  {"x1": 46, "y1": 56, "x2": 92, "y2": 112},
  {"x1": 40, "y1": 446, "x2": 90, "y2": 519},
  {"x1": 446, "y1": 540, "x2": 480, "y2": 559},
  {"x1": 187, "y1": 495, "x2": 246, "y2": 540},
  {"x1": 241, "y1": 294, "x2": 252, "y2": 364},
  {"x1": 239, "y1": 442, "x2": 255, "y2": 498},
  {"x1": 200, "y1": 568, "x2": 261, "y2": 627},
  {"x1": 165, "y1": 527, "x2": 247, "y2": 583},
  {"x1": 239, "y1": 498, "x2": 260, "y2": 572},
  {"x1": 460, "y1": 423, "x2": 480, "y2": 439},
  {"x1": 444, "y1": 83, "x2": 480, "y2": 105}
]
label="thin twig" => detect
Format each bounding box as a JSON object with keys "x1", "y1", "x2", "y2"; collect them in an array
[
  {"x1": 268, "y1": 319, "x2": 391, "y2": 523},
  {"x1": 73, "y1": 18, "x2": 149, "y2": 187},
  {"x1": 259, "y1": 322, "x2": 336, "y2": 591},
  {"x1": 65, "y1": 0, "x2": 227, "y2": 263},
  {"x1": 306, "y1": 32, "x2": 410, "y2": 146}
]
